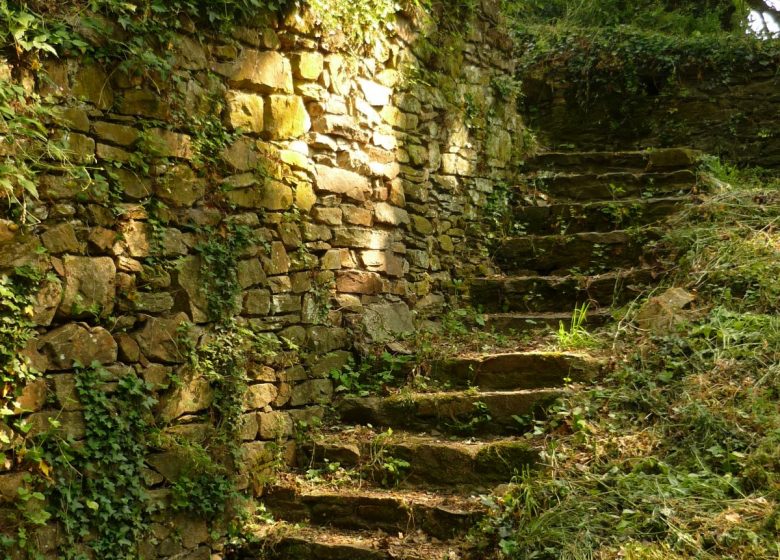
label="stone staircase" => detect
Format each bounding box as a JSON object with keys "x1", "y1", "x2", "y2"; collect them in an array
[{"x1": 229, "y1": 148, "x2": 703, "y2": 559}]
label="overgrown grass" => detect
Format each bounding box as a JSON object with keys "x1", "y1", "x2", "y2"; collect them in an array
[
  {"x1": 503, "y1": 0, "x2": 749, "y2": 36},
  {"x1": 473, "y1": 167, "x2": 780, "y2": 559}
]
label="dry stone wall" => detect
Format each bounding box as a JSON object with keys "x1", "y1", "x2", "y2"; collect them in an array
[
  {"x1": 0, "y1": 2, "x2": 526, "y2": 557},
  {"x1": 522, "y1": 65, "x2": 780, "y2": 167}
]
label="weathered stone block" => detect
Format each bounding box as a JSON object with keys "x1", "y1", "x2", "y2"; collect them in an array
[
  {"x1": 118, "y1": 89, "x2": 170, "y2": 120},
  {"x1": 294, "y1": 181, "x2": 317, "y2": 212},
  {"x1": 171, "y1": 34, "x2": 208, "y2": 70},
  {"x1": 264, "y1": 242, "x2": 290, "y2": 275},
  {"x1": 57, "y1": 131, "x2": 96, "y2": 164},
  {"x1": 149, "y1": 128, "x2": 193, "y2": 160},
  {"x1": 156, "y1": 165, "x2": 206, "y2": 207},
  {"x1": 265, "y1": 95, "x2": 310, "y2": 139},
  {"x1": 96, "y1": 142, "x2": 130, "y2": 163},
  {"x1": 333, "y1": 227, "x2": 391, "y2": 249},
  {"x1": 73, "y1": 64, "x2": 113, "y2": 109},
  {"x1": 240, "y1": 412, "x2": 259, "y2": 441},
  {"x1": 257, "y1": 411, "x2": 294, "y2": 440},
  {"x1": 336, "y1": 270, "x2": 382, "y2": 294},
  {"x1": 176, "y1": 256, "x2": 209, "y2": 324},
  {"x1": 292, "y1": 51, "x2": 324, "y2": 81},
  {"x1": 134, "y1": 313, "x2": 193, "y2": 363},
  {"x1": 59, "y1": 256, "x2": 116, "y2": 318},
  {"x1": 130, "y1": 291, "x2": 174, "y2": 313},
  {"x1": 358, "y1": 78, "x2": 392, "y2": 106},
  {"x1": 38, "y1": 324, "x2": 117, "y2": 369},
  {"x1": 315, "y1": 165, "x2": 370, "y2": 202},
  {"x1": 28, "y1": 410, "x2": 85, "y2": 439},
  {"x1": 271, "y1": 294, "x2": 301, "y2": 314},
  {"x1": 225, "y1": 91, "x2": 264, "y2": 133},
  {"x1": 31, "y1": 279, "x2": 63, "y2": 326},
  {"x1": 321, "y1": 249, "x2": 342, "y2": 270},
  {"x1": 290, "y1": 379, "x2": 333, "y2": 407},
  {"x1": 243, "y1": 289, "x2": 271, "y2": 315},
  {"x1": 243, "y1": 383, "x2": 278, "y2": 410},
  {"x1": 115, "y1": 168, "x2": 152, "y2": 199},
  {"x1": 260, "y1": 180, "x2": 293, "y2": 210},
  {"x1": 309, "y1": 351, "x2": 352, "y2": 378},
  {"x1": 221, "y1": 137, "x2": 260, "y2": 172},
  {"x1": 312, "y1": 206, "x2": 342, "y2": 225},
  {"x1": 52, "y1": 374, "x2": 80, "y2": 410},
  {"x1": 374, "y1": 202, "x2": 409, "y2": 225},
  {"x1": 13, "y1": 379, "x2": 47, "y2": 414},
  {"x1": 307, "y1": 326, "x2": 348, "y2": 353},
  {"x1": 156, "y1": 367, "x2": 214, "y2": 423},
  {"x1": 41, "y1": 223, "x2": 79, "y2": 254},
  {"x1": 93, "y1": 121, "x2": 139, "y2": 146},
  {"x1": 237, "y1": 258, "x2": 266, "y2": 288},
  {"x1": 441, "y1": 153, "x2": 473, "y2": 175},
  {"x1": 217, "y1": 49, "x2": 293, "y2": 93},
  {"x1": 410, "y1": 214, "x2": 434, "y2": 235},
  {"x1": 360, "y1": 302, "x2": 415, "y2": 343}
]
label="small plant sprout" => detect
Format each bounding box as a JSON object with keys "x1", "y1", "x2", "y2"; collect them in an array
[{"x1": 556, "y1": 303, "x2": 598, "y2": 349}]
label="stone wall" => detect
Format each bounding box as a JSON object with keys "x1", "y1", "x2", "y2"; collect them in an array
[
  {"x1": 0, "y1": 2, "x2": 525, "y2": 557},
  {"x1": 522, "y1": 65, "x2": 780, "y2": 167}
]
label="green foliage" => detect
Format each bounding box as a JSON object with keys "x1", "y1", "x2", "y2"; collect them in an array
[
  {"x1": 367, "y1": 428, "x2": 410, "y2": 487},
  {"x1": 190, "y1": 321, "x2": 277, "y2": 446},
  {"x1": 307, "y1": 0, "x2": 401, "y2": 47},
  {"x1": 330, "y1": 352, "x2": 413, "y2": 397},
  {"x1": 168, "y1": 443, "x2": 236, "y2": 519},
  {"x1": 504, "y1": 0, "x2": 746, "y2": 35},
  {"x1": 45, "y1": 362, "x2": 156, "y2": 559},
  {"x1": 484, "y1": 181, "x2": 525, "y2": 244},
  {"x1": 664, "y1": 167, "x2": 780, "y2": 313},
  {"x1": 0, "y1": 267, "x2": 41, "y2": 418},
  {"x1": 515, "y1": 24, "x2": 780, "y2": 113},
  {"x1": 171, "y1": 321, "x2": 278, "y2": 517},
  {"x1": 0, "y1": 79, "x2": 48, "y2": 221},
  {"x1": 444, "y1": 400, "x2": 493, "y2": 435},
  {"x1": 555, "y1": 303, "x2": 598, "y2": 349},
  {"x1": 195, "y1": 222, "x2": 254, "y2": 324}
]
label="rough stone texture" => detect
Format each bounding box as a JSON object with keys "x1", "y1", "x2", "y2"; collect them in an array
[
  {"x1": 156, "y1": 368, "x2": 215, "y2": 423},
  {"x1": 290, "y1": 379, "x2": 333, "y2": 407},
  {"x1": 265, "y1": 95, "x2": 310, "y2": 139},
  {"x1": 176, "y1": 256, "x2": 209, "y2": 323},
  {"x1": 218, "y1": 49, "x2": 294, "y2": 93},
  {"x1": 0, "y1": 1, "x2": 527, "y2": 556},
  {"x1": 523, "y1": 67, "x2": 780, "y2": 167},
  {"x1": 59, "y1": 256, "x2": 116, "y2": 318},
  {"x1": 38, "y1": 324, "x2": 118, "y2": 369},
  {"x1": 134, "y1": 313, "x2": 193, "y2": 363},
  {"x1": 225, "y1": 91, "x2": 264, "y2": 133},
  {"x1": 315, "y1": 165, "x2": 370, "y2": 201},
  {"x1": 359, "y1": 302, "x2": 415, "y2": 343},
  {"x1": 244, "y1": 383, "x2": 278, "y2": 410}
]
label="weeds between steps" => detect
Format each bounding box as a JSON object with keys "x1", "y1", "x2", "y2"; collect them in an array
[{"x1": 472, "y1": 164, "x2": 780, "y2": 559}]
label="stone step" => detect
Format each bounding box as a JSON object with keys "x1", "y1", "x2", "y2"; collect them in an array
[
  {"x1": 338, "y1": 389, "x2": 562, "y2": 435},
  {"x1": 532, "y1": 169, "x2": 697, "y2": 201},
  {"x1": 471, "y1": 268, "x2": 656, "y2": 312},
  {"x1": 513, "y1": 195, "x2": 691, "y2": 235},
  {"x1": 430, "y1": 351, "x2": 601, "y2": 391},
  {"x1": 523, "y1": 147, "x2": 700, "y2": 174},
  {"x1": 494, "y1": 230, "x2": 660, "y2": 276},
  {"x1": 493, "y1": 230, "x2": 661, "y2": 275},
  {"x1": 235, "y1": 524, "x2": 465, "y2": 560},
  {"x1": 299, "y1": 430, "x2": 539, "y2": 486},
  {"x1": 482, "y1": 310, "x2": 611, "y2": 333},
  {"x1": 263, "y1": 482, "x2": 483, "y2": 540}
]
